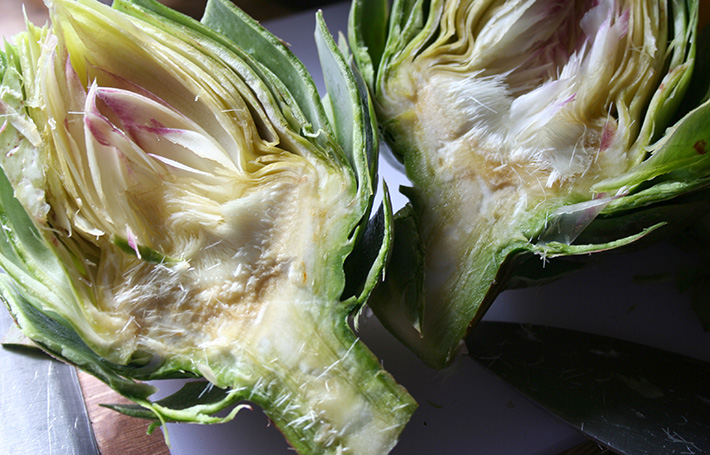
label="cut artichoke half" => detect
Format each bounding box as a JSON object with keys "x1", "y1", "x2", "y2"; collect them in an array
[
  {"x1": 350, "y1": 0, "x2": 710, "y2": 367},
  {"x1": 0, "y1": 0, "x2": 415, "y2": 453}
]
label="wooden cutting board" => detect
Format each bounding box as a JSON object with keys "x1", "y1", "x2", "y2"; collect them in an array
[{"x1": 77, "y1": 370, "x2": 171, "y2": 455}]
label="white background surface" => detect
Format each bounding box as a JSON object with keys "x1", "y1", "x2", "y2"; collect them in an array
[{"x1": 159, "y1": 2, "x2": 710, "y2": 454}]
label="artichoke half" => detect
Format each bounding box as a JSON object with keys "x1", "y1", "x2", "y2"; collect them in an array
[
  {"x1": 0, "y1": 0, "x2": 415, "y2": 453},
  {"x1": 350, "y1": 0, "x2": 710, "y2": 367}
]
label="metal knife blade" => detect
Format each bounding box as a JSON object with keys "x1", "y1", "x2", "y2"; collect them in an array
[
  {"x1": 466, "y1": 321, "x2": 710, "y2": 455},
  {"x1": 0, "y1": 309, "x2": 99, "y2": 455}
]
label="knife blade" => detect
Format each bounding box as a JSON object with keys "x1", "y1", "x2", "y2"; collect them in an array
[
  {"x1": 1, "y1": 309, "x2": 99, "y2": 455},
  {"x1": 466, "y1": 321, "x2": 710, "y2": 455}
]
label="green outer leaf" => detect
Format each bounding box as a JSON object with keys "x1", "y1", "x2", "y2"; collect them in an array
[
  {"x1": 532, "y1": 224, "x2": 667, "y2": 258},
  {"x1": 628, "y1": 0, "x2": 698, "y2": 157},
  {"x1": 342, "y1": 184, "x2": 394, "y2": 306},
  {"x1": 315, "y1": 11, "x2": 375, "y2": 202},
  {"x1": 198, "y1": 0, "x2": 332, "y2": 139},
  {"x1": 605, "y1": 178, "x2": 710, "y2": 215},
  {"x1": 595, "y1": 99, "x2": 710, "y2": 193},
  {"x1": 679, "y1": 24, "x2": 710, "y2": 110},
  {"x1": 368, "y1": 203, "x2": 424, "y2": 337},
  {"x1": 104, "y1": 381, "x2": 249, "y2": 425},
  {"x1": 349, "y1": 0, "x2": 442, "y2": 98},
  {"x1": 348, "y1": 0, "x2": 389, "y2": 89}
]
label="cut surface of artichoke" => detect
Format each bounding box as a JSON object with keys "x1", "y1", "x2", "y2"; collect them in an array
[
  {"x1": 0, "y1": 0, "x2": 415, "y2": 453},
  {"x1": 350, "y1": 0, "x2": 707, "y2": 367}
]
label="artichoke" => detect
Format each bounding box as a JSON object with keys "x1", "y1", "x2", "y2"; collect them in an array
[
  {"x1": 349, "y1": 0, "x2": 710, "y2": 367},
  {"x1": 0, "y1": 0, "x2": 415, "y2": 453}
]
